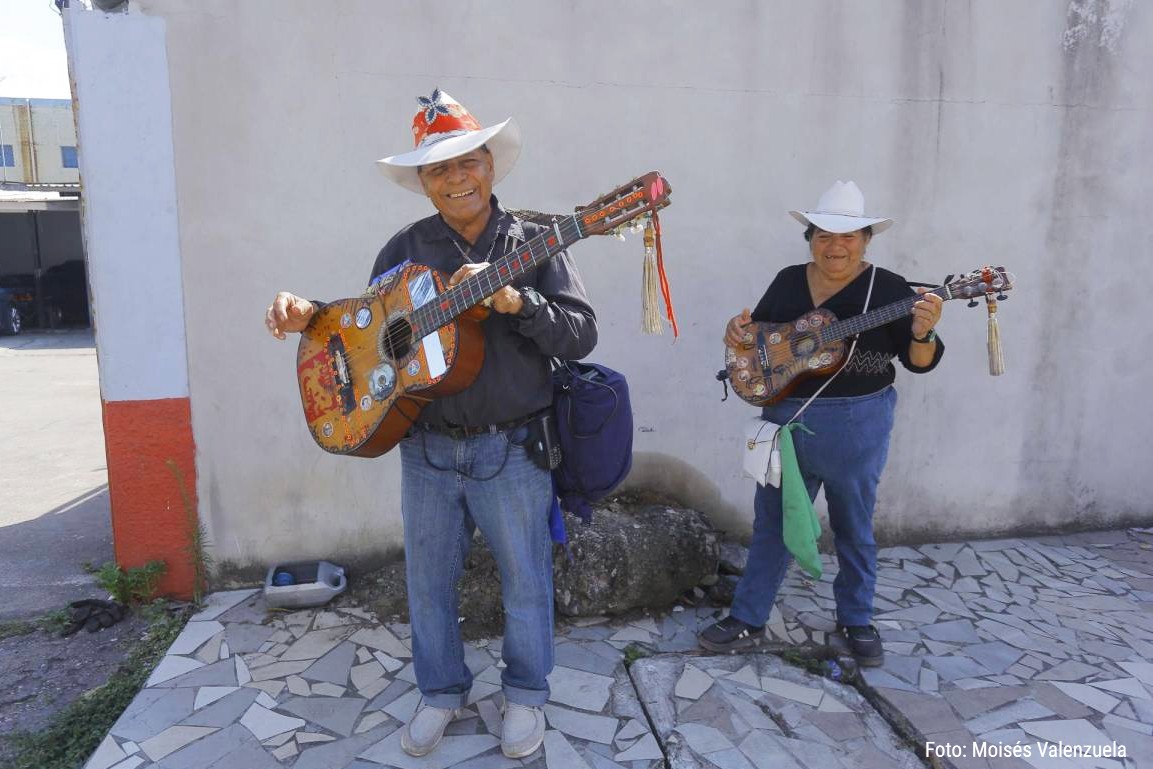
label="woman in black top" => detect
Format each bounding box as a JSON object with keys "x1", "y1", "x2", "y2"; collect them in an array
[{"x1": 699, "y1": 181, "x2": 945, "y2": 666}]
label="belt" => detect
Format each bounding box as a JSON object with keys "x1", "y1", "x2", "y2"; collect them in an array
[{"x1": 418, "y1": 411, "x2": 542, "y2": 440}]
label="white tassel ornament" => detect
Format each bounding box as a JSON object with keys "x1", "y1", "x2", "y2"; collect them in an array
[
  {"x1": 986, "y1": 294, "x2": 1005, "y2": 376},
  {"x1": 641, "y1": 217, "x2": 663, "y2": 335}
]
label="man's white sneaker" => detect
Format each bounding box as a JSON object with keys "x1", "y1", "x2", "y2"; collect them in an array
[
  {"x1": 501, "y1": 702, "x2": 546, "y2": 758},
  {"x1": 401, "y1": 702, "x2": 458, "y2": 757}
]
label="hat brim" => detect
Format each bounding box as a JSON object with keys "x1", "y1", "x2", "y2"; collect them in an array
[
  {"x1": 376, "y1": 118, "x2": 521, "y2": 194},
  {"x1": 789, "y1": 210, "x2": 893, "y2": 234}
]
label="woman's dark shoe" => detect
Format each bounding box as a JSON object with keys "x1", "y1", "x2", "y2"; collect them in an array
[
  {"x1": 699, "y1": 616, "x2": 765, "y2": 653},
  {"x1": 839, "y1": 624, "x2": 884, "y2": 667}
]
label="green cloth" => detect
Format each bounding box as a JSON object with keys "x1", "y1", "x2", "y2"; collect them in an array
[{"x1": 778, "y1": 422, "x2": 821, "y2": 579}]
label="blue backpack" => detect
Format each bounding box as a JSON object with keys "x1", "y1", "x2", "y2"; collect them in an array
[{"x1": 550, "y1": 360, "x2": 633, "y2": 528}]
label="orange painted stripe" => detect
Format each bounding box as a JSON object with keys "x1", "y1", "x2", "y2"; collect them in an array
[{"x1": 102, "y1": 397, "x2": 199, "y2": 600}]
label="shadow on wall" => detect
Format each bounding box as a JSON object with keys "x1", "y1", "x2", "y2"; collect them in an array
[
  {"x1": 622, "y1": 451, "x2": 745, "y2": 535},
  {"x1": 626, "y1": 450, "x2": 1148, "y2": 548}
]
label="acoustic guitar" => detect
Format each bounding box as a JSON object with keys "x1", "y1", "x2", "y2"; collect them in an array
[
  {"x1": 724, "y1": 266, "x2": 1013, "y2": 406},
  {"x1": 297, "y1": 171, "x2": 671, "y2": 456}
]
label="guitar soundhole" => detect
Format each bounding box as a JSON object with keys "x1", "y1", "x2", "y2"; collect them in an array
[{"x1": 380, "y1": 317, "x2": 414, "y2": 361}]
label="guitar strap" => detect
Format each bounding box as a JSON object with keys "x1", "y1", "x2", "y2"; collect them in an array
[{"x1": 782, "y1": 263, "x2": 877, "y2": 428}]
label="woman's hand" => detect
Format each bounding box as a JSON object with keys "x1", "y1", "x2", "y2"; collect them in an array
[
  {"x1": 724, "y1": 308, "x2": 753, "y2": 348},
  {"x1": 911, "y1": 288, "x2": 943, "y2": 340}
]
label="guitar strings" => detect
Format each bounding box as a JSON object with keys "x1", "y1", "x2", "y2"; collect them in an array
[
  {"x1": 314, "y1": 189, "x2": 663, "y2": 432},
  {"x1": 739, "y1": 290, "x2": 952, "y2": 369},
  {"x1": 324, "y1": 218, "x2": 552, "y2": 376}
]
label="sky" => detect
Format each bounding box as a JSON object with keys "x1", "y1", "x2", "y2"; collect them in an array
[{"x1": 0, "y1": 0, "x2": 73, "y2": 99}]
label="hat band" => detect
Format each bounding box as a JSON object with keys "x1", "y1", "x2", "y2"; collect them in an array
[
  {"x1": 811, "y1": 208, "x2": 867, "y2": 217},
  {"x1": 418, "y1": 129, "x2": 477, "y2": 148}
]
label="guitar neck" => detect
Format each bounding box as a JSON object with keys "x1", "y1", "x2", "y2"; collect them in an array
[
  {"x1": 819, "y1": 285, "x2": 951, "y2": 343},
  {"x1": 409, "y1": 214, "x2": 584, "y2": 337}
]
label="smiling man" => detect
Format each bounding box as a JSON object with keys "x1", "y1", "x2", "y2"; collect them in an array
[{"x1": 265, "y1": 90, "x2": 597, "y2": 759}]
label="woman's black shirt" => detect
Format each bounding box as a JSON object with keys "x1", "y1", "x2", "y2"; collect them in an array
[{"x1": 750, "y1": 264, "x2": 944, "y2": 398}]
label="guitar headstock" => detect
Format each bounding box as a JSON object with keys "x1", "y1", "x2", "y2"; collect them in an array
[
  {"x1": 946, "y1": 266, "x2": 1013, "y2": 300},
  {"x1": 577, "y1": 171, "x2": 672, "y2": 236}
]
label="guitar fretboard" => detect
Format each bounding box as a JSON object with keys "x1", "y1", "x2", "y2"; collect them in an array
[
  {"x1": 818, "y1": 285, "x2": 951, "y2": 343},
  {"x1": 408, "y1": 215, "x2": 584, "y2": 337}
]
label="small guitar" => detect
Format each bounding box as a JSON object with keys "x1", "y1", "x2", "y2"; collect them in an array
[
  {"x1": 297, "y1": 171, "x2": 671, "y2": 456},
  {"x1": 724, "y1": 266, "x2": 1013, "y2": 406}
]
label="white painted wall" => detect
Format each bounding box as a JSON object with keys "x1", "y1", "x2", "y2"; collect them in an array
[
  {"x1": 66, "y1": 8, "x2": 187, "y2": 401},
  {"x1": 72, "y1": 0, "x2": 1153, "y2": 573}
]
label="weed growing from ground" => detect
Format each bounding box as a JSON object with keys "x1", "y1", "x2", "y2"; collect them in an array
[
  {"x1": 0, "y1": 610, "x2": 70, "y2": 641},
  {"x1": 623, "y1": 643, "x2": 653, "y2": 668},
  {"x1": 5, "y1": 606, "x2": 189, "y2": 769},
  {"x1": 88, "y1": 560, "x2": 167, "y2": 606}
]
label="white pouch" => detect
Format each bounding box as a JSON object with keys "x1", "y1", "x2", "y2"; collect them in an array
[
  {"x1": 742, "y1": 417, "x2": 783, "y2": 488},
  {"x1": 736, "y1": 266, "x2": 876, "y2": 490}
]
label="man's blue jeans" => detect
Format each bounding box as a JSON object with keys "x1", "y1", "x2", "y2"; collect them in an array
[
  {"x1": 731, "y1": 387, "x2": 897, "y2": 629},
  {"x1": 399, "y1": 425, "x2": 554, "y2": 708}
]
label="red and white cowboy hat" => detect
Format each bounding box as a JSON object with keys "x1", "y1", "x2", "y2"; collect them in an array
[
  {"x1": 376, "y1": 89, "x2": 521, "y2": 194},
  {"x1": 788, "y1": 180, "x2": 893, "y2": 234}
]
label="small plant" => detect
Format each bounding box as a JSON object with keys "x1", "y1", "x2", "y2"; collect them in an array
[
  {"x1": 780, "y1": 646, "x2": 827, "y2": 676},
  {"x1": 93, "y1": 560, "x2": 167, "y2": 605},
  {"x1": 0, "y1": 619, "x2": 37, "y2": 641},
  {"x1": 167, "y1": 458, "x2": 213, "y2": 605},
  {"x1": 0, "y1": 610, "x2": 74, "y2": 640},
  {"x1": 622, "y1": 643, "x2": 652, "y2": 668},
  {"x1": 38, "y1": 608, "x2": 71, "y2": 635},
  {"x1": 137, "y1": 597, "x2": 173, "y2": 624}
]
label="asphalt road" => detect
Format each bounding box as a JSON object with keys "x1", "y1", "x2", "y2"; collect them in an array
[{"x1": 0, "y1": 330, "x2": 112, "y2": 620}]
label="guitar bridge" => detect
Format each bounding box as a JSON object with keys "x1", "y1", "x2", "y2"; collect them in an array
[
  {"x1": 327, "y1": 335, "x2": 356, "y2": 415},
  {"x1": 756, "y1": 333, "x2": 771, "y2": 369}
]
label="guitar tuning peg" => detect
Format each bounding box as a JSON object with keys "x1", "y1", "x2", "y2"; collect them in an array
[
  {"x1": 996, "y1": 293, "x2": 1008, "y2": 301},
  {"x1": 967, "y1": 299, "x2": 979, "y2": 308}
]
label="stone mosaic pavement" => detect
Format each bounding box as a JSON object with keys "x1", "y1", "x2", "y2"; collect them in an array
[{"x1": 81, "y1": 528, "x2": 1153, "y2": 769}]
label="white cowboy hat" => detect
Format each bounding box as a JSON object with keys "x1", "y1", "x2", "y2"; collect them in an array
[
  {"x1": 788, "y1": 180, "x2": 893, "y2": 234},
  {"x1": 376, "y1": 89, "x2": 521, "y2": 195}
]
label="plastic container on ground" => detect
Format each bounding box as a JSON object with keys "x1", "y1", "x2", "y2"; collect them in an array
[{"x1": 263, "y1": 560, "x2": 347, "y2": 609}]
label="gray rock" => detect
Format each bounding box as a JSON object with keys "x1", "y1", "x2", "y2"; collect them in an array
[
  {"x1": 718, "y1": 542, "x2": 750, "y2": 576},
  {"x1": 554, "y1": 505, "x2": 718, "y2": 617},
  {"x1": 349, "y1": 503, "x2": 718, "y2": 634}
]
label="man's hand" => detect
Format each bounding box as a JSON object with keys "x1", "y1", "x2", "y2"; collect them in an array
[
  {"x1": 724, "y1": 308, "x2": 753, "y2": 348},
  {"x1": 448, "y1": 262, "x2": 523, "y2": 315},
  {"x1": 265, "y1": 292, "x2": 316, "y2": 340}
]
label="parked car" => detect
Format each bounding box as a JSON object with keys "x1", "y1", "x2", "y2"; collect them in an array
[
  {"x1": 0, "y1": 263, "x2": 91, "y2": 329},
  {"x1": 0, "y1": 286, "x2": 26, "y2": 335},
  {"x1": 42, "y1": 260, "x2": 91, "y2": 326}
]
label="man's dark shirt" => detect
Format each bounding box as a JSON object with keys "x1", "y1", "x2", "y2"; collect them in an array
[{"x1": 369, "y1": 196, "x2": 597, "y2": 427}]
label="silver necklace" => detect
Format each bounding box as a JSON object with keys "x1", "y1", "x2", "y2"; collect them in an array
[
  {"x1": 451, "y1": 232, "x2": 498, "y2": 264},
  {"x1": 450, "y1": 211, "x2": 505, "y2": 264}
]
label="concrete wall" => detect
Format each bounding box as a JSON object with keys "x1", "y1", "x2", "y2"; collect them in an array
[
  {"x1": 0, "y1": 98, "x2": 80, "y2": 185},
  {"x1": 65, "y1": 7, "x2": 200, "y2": 598},
  {"x1": 68, "y1": 0, "x2": 1153, "y2": 578}
]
